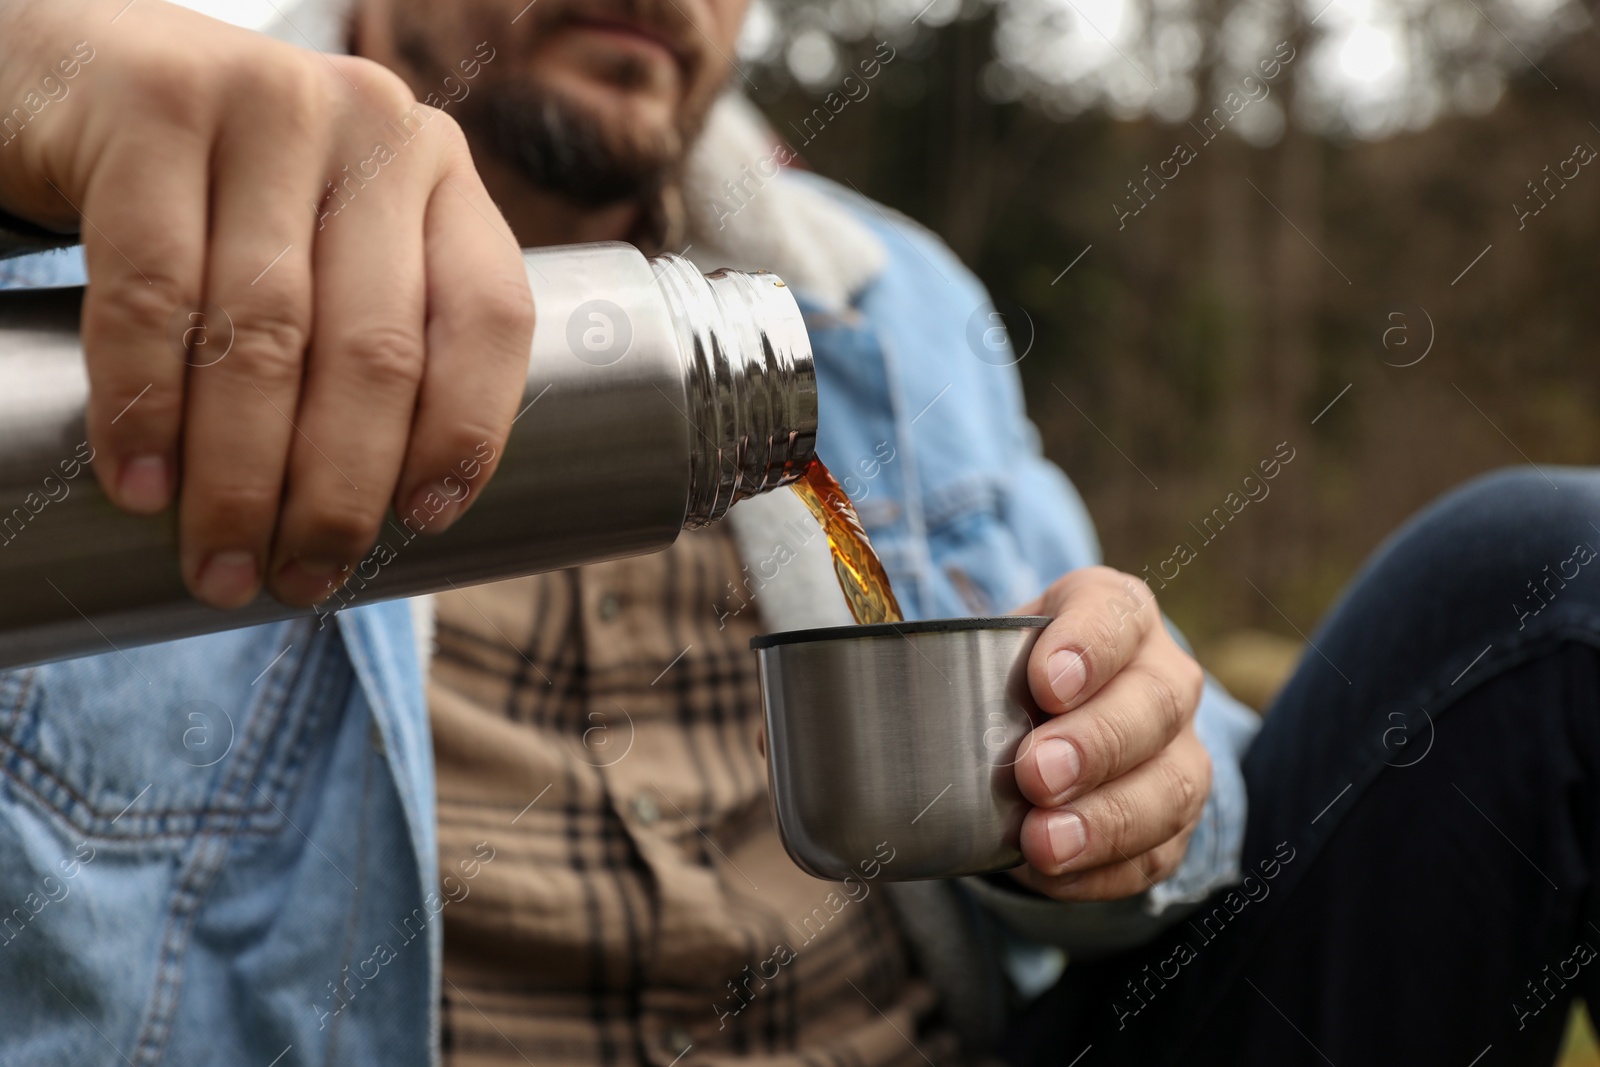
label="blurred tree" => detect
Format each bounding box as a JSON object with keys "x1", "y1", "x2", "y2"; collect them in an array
[{"x1": 737, "y1": 0, "x2": 1599, "y2": 647}]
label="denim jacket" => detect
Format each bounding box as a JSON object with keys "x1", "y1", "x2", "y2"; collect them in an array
[{"x1": 0, "y1": 170, "x2": 1259, "y2": 1065}]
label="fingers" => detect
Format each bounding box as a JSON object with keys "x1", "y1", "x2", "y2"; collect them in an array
[
  {"x1": 1012, "y1": 828, "x2": 1195, "y2": 903},
  {"x1": 178, "y1": 60, "x2": 326, "y2": 608},
  {"x1": 392, "y1": 118, "x2": 533, "y2": 535},
  {"x1": 266, "y1": 59, "x2": 434, "y2": 607},
  {"x1": 1015, "y1": 634, "x2": 1205, "y2": 808},
  {"x1": 77, "y1": 123, "x2": 211, "y2": 516},
  {"x1": 1016, "y1": 727, "x2": 1212, "y2": 898},
  {"x1": 1027, "y1": 566, "x2": 1161, "y2": 714},
  {"x1": 10, "y1": 7, "x2": 526, "y2": 613}
]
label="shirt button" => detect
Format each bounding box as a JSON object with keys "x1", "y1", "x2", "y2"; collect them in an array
[
  {"x1": 598, "y1": 593, "x2": 621, "y2": 621},
  {"x1": 665, "y1": 1029, "x2": 693, "y2": 1057},
  {"x1": 632, "y1": 792, "x2": 660, "y2": 826}
]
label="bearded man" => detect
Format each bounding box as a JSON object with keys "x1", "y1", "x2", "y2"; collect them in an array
[{"x1": 3, "y1": 3, "x2": 1599, "y2": 1067}]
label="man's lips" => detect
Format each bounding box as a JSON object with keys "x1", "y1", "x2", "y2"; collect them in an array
[{"x1": 562, "y1": 15, "x2": 688, "y2": 71}]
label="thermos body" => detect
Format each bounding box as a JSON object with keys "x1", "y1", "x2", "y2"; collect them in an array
[{"x1": 0, "y1": 242, "x2": 816, "y2": 670}]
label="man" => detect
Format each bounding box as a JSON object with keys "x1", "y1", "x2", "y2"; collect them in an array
[
  {"x1": 1, "y1": 3, "x2": 1597, "y2": 1067},
  {"x1": 0, "y1": 1, "x2": 1241, "y2": 1064}
]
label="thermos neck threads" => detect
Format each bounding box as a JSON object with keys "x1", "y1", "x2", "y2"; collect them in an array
[{"x1": 649, "y1": 254, "x2": 818, "y2": 528}]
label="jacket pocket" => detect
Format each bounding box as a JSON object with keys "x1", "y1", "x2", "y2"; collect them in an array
[
  {"x1": 0, "y1": 619, "x2": 343, "y2": 845},
  {"x1": 922, "y1": 474, "x2": 1044, "y2": 618}
]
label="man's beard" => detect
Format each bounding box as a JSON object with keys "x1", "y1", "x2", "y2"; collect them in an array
[
  {"x1": 390, "y1": 0, "x2": 719, "y2": 210},
  {"x1": 467, "y1": 81, "x2": 681, "y2": 208}
]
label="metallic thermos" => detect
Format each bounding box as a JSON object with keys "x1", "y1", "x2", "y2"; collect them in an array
[{"x1": 0, "y1": 242, "x2": 817, "y2": 670}]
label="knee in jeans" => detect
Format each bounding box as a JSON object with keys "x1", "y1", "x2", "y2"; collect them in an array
[{"x1": 1388, "y1": 465, "x2": 1600, "y2": 614}]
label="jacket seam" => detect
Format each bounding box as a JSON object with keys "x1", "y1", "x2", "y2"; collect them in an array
[
  {"x1": 0, "y1": 729, "x2": 283, "y2": 838},
  {"x1": 129, "y1": 627, "x2": 342, "y2": 1065},
  {"x1": 322, "y1": 723, "x2": 377, "y2": 1067},
  {"x1": 1, "y1": 668, "x2": 34, "y2": 734}
]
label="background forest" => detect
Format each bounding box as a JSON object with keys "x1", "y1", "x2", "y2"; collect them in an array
[{"x1": 735, "y1": 0, "x2": 1600, "y2": 708}]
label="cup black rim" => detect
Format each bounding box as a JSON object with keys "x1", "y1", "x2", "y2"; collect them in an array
[{"x1": 749, "y1": 615, "x2": 1052, "y2": 650}]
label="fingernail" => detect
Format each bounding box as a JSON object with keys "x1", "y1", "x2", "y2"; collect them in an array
[
  {"x1": 194, "y1": 551, "x2": 258, "y2": 609},
  {"x1": 117, "y1": 455, "x2": 170, "y2": 514},
  {"x1": 1034, "y1": 738, "x2": 1081, "y2": 797},
  {"x1": 1046, "y1": 811, "x2": 1087, "y2": 867},
  {"x1": 403, "y1": 483, "x2": 465, "y2": 535},
  {"x1": 1047, "y1": 649, "x2": 1088, "y2": 705}
]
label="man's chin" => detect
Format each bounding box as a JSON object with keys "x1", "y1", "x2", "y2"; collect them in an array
[
  {"x1": 465, "y1": 77, "x2": 683, "y2": 208},
  {"x1": 540, "y1": 70, "x2": 680, "y2": 150}
]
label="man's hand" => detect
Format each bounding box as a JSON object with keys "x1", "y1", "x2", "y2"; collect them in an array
[
  {"x1": 0, "y1": 0, "x2": 534, "y2": 609},
  {"x1": 1010, "y1": 566, "x2": 1210, "y2": 900}
]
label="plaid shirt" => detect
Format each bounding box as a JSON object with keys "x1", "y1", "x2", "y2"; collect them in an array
[{"x1": 429, "y1": 524, "x2": 961, "y2": 1067}]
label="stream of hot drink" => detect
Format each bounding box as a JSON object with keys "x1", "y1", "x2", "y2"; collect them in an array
[{"x1": 790, "y1": 457, "x2": 905, "y2": 625}]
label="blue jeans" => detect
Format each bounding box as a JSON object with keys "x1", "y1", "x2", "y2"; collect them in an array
[{"x1": 1003, "y1": 467, "x2": 1600, "y2": 1066}]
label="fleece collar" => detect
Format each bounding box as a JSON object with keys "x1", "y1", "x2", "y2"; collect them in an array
[{"x1": 680, "y1": 94, "x2": 887, "y2": 312}]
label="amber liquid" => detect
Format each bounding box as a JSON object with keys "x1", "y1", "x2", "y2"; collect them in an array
[{"x1": 790, "y1": 457, "x2": 905, "y2": 625}]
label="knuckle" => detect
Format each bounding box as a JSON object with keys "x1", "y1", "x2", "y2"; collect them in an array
[
  {"x1": 237, "y1": 51, "x2": 322, "y2": 123},
  {"x1": 1082, "y1": 611, "x2": 1122, "y2": 658},
  {"x1": 234, "y1": 338, "x2": 308, "y2": 395},
  {"x1": 1124, "y1": 573, "x2": 1157, "y2": 605},
  {"x1": 1080, "y1": 564, "x2": 1122, "y2": 587},
  {"x1": 1093, "y1": 791, "x2": 1138, "y2": 852},
  {"x1": 335, "y1": 55, "x2": 420, "y2": 114},
  {"x1": 339, "y1": 326, "x2": 426, "y2": 394},
  {"x1": 95, "y1": 381, "x2": 182, "y2": 441},
  {"x1": 188, "y1": 481, "x2": 280, "y2": 539},
  {"x1": 298, "y1": 498, "x2": 382, "y2": 557},
  {"x1": 94, "y1": 272, "x2": 194, "y2": 333},
  {"x1": 1189, "y1": 740, "x2": 1213, "y2": 816},
  {"x1": 1161, "y1": 754, "x2": 1203, "y2": 833},
  {"x1": 422, "y1": 106, "x2": 468, "y2": 149},
  {"x1": 427, "y1": 427, "x2": 504, "y2": 476},
  {"x1": 1146, "y1": 840, "x2": 1185, "y2": 883},
  {"x1": 1143, "y1": 667, "x2": 1190, "y2": 732},
  {"x1": 404, "y1": 430, "x2": 501, "y2": 510},
  {"x1": 1180, "y1": 652, "x2": 1206, "y2": 709},
  {"x1": 472, "y1": 279, "x2": 538, "y2": 348},
  {"x1": 125, "y1": 54, "x2": 212, "y2": 126},
  {"x1": 231, "y1": 307, "x2": 311, "y2": 380},
  {"x1": 1080, "y1": 711, "x2": 1134, "y2": 780}
]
